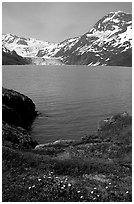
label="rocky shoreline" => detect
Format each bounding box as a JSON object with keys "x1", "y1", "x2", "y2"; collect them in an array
[
  {"x1": 2, "y1": 87, "x2": 38, "y2": 149},
  {"x1": 2, "y1": 88, "x2": 132, "y2": 202}
]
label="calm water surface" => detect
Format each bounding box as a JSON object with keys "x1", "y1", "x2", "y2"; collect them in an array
[{"x1": 2, "y1": 65, "x2": 132, "y2": 143}]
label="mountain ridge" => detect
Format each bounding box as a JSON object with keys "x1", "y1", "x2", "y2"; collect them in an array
[{"x1": 2, "y1": 11, "x2": 132, "y2": 66}]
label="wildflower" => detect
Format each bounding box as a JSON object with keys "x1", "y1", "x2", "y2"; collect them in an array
[
  {"x1": 61, "y1": 187, "x2": 65, "y2": 189},
  {"x1": 77, "y1": 190, "x2": 81, "y2": 193},
  {"x1": 48, "y1": 177, "x2": 51, "y2": 179},
  {"x1": 32, "y1": 185, "x2": 35, "y2": 188},
  {"x1": 91, "y1": 191, "x2": 94, "y2": 194},
  {"x1": 38, "y1": 178, "x2": 41, "y2": 181},
  {"x1": 105, "y1": 186, "x2": 108, "y2": 189},
  {"x1": 68, "y1": 183, "x2": 72, "y2": 187},
  {"x1": 28, "y1": 186, "x2": 31, "y2": 189},
  {"x1": 97, "y1": 194, "x2": 100, "y2": 197},
  {"x1": 126, "y1": 191, "x2": 129, "y2": 194},
  {"x1": 93, "y1": 197, "x2": 96, "y2": 200},
  {"x1": 80, "y1": 196, "x2": 84, "y2": 199},
  {"x1": 93, "y1": 187, "x2": 97, "y2": 190},
  {"x1": 109, "y1": 182, "x2": 111, "y2": 185}
]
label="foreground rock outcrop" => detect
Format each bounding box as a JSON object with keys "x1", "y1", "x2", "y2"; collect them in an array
[
  {"x1": 2, "y1": 87, "x2": 38, "y2": 149},
  {"x1": 2, "y1": 87, "x2": 37, "y2": 129}
]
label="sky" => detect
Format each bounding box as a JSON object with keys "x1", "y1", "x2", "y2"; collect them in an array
[{"x1": 2, "y1": 2, "x2": 132, "y2": 43}]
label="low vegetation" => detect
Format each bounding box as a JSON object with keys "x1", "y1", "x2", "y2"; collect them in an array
[{"x1": 2, "y1": 111, "x2": 132, "y2": 202}]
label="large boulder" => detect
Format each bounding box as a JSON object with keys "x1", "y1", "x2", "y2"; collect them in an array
[
  {"x1": 2, "y1": 87, "x2": 38, "y2": 149},
  {"x1": 2, "y1": 87, "x2": 37, "y2": 129}
]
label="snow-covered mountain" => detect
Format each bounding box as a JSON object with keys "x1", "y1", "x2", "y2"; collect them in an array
[
  {"x1": 55, "y1": 11, "x2": 132, "y2": 66},
  {"x1": 2, "y1": 34, "x2": 63, "y2": 65},
  {"x1": 2, "y1": 34, "x2": 58, "y2": 57},
  {"x1": 2, "y1": 11, "x2": 132, "y2": 66}
]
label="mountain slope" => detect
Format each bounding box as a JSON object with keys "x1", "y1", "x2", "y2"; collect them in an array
[
  {"x1": 2, "y1": 11, "x2": 132, "y2": 66},
  {"x1": 2, "y1": 47, "x2": 30, "y2": 65},
  {"x1": 2, "y1": 34, "x2": 58, "y2": 58},
  {"x1": 55, "y1": 11, "x2": 132, "y2": 66}
]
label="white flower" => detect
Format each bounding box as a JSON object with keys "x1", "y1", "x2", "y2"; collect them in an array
[
  {"x1": 80, "y1": 196, "x2": 83, "y2": 199},
  {"x1": 28, "y1": 186, "x2": 31, "y2": 189},
  {"x1": 94, "y1": 187, "x2": 97, "y2": 190},
  {"x1": 68, "y1": 183, "x2": 71, "y2": 187},
  {"x1": 105, "y1": 186, "x2": 108, "y2": 189},
  {"x1": 61, "y1": 187, "x2": 64, "y2": 189},
  {"x1": 38, "y1": 178, "x2": 41, "y2": 181},
  {"x1": 109, "y1": 182, "x2": 111, "y2": 185},
  {"x1": 77, "y1": 190, "x2": 81, "y2": 193},
  {"x1": 32, "y1": 185, "x2": 35, "y2": 188},
  {"x1": 126, "y1": 191, "x2": 129, "y2": 194},
  {"x1": 91, "y1": 191, "x2": 94, "y2": 194}
]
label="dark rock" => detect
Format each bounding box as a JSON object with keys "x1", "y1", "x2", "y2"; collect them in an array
[
  {"x1": 2, "y1": 87, "x2": 38, "y2": 149},
  {"x1": 2, "y1": 121, "x2": 38, "y2": 149},
  {"x1": 2, "y1": 87, "x2": 37, "y2": 129}
]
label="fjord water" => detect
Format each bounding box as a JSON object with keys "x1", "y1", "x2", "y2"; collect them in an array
[{"x1": 3, "y1": 65, "x2": 131, "y2": 144}]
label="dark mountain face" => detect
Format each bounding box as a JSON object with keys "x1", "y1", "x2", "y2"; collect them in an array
[
  {"x1": 2, "y1": 47, "x2": 30, "y2": 65},
  {"x1": 2, "y1": 11, "x2": 132, "y2": 67}
]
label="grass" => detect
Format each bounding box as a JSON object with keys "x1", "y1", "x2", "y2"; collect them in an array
[{"x1": 2, "y1": 112, "x2": 132, "y2": 202}]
